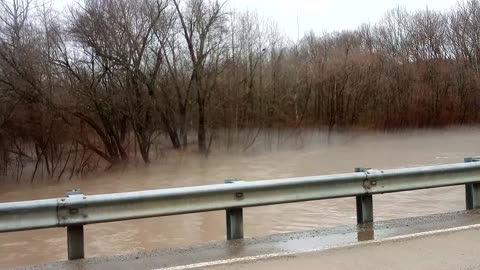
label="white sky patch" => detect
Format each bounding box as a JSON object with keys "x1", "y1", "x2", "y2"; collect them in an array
[
  {"x1": 52, "y1": 0, "x2": 457, "y2": 40},
  {"x1": 227, "y1": 0, "x2": 456, "y2": 40}
]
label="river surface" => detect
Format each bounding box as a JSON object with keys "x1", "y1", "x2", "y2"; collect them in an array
[{"x1": 1, "y1": 128, "x2": 480, "y2": 268}]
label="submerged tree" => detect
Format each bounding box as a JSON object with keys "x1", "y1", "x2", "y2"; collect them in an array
[{"x1": 1, "y1": 0, "x2": 480, "y2": 182}]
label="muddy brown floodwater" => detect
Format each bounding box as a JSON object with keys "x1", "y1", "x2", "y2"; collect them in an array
[{"x1": 1, "y1": 128, "x2": 480, "y2": 268}]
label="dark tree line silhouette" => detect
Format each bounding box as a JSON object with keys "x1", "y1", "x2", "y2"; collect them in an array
[{"x1": 0, "y1": 0, "x2": 480, "y2": 181}]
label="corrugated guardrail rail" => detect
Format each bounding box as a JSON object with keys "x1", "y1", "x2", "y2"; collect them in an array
[{"x1": 1, "y1": 157, "x2": 480, "y2": 260}]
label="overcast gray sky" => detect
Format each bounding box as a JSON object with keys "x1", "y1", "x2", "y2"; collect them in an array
[
  {"x1": 54, "y1": 0, "x2": 457, "y2": 40},
  {"x1": 227, "y1": 0, "x2": 456, "y2": 40}
]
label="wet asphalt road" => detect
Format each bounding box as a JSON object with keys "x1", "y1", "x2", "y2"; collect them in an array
[
  {"x1": 10, "y1": 209, "x2": 480, "y2": 270},
  {"x1": 206, "y1": 225, "x2": 480, "y2": 270}
]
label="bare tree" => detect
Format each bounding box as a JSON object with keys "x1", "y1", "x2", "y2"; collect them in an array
[{"x1": 172, "y1": 0, "x2": 227, "y2": 153}]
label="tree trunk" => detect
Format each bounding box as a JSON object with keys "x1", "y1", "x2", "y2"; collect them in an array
[
  {"x1": 198, "y1": 99, "x2": 207, "y2": 153},
  {"x1": 138, "y1": 140, "x2": 150, "y2": 164},
  {"x1": 161, "y1": 112, "x2": 181, "y2": 149},
  {"x1": 179, "y1": 106, "x2": 188, "y2": 148}
]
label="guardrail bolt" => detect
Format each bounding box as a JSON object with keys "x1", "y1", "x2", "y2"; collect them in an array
[
  {"x1": 66, "y1": 189, "x2": 83, "y2": 197},
  {"x1": 355, "y1": 168, "x2": 371, "y2": 173}
]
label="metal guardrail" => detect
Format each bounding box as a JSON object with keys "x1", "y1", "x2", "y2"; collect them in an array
[{"x1": 1, "y1": 158, "x2": 480, "y2": 260}]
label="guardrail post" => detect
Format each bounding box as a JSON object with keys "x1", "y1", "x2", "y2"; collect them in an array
[
  {"x1": 355, "y1": 168, "x2": 373, "y2": 224},
  {"x1": 65, "y1": 189, "x2": 85, "y2": 260},
  {"x1": 357, "y1": 223, "x2": 374, "y2": 241},
  {"x1": 225, "y1": 179, "x2": 244, "y2": 240},
  {"x1": 465, "y1": 158, "x2": 480, "y2": 210},
  {"x1": 67, "y1": 225, "x2": 84, "y2": 260}
]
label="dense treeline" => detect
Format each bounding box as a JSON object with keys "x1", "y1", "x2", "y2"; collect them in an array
[{"x1": 1, "y1": 0, "x2": 480, "y2": 181}]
